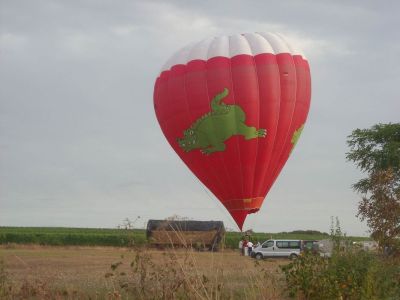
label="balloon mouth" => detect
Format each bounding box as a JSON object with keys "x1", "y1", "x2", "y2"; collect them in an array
[
  {"x1": 224, "y1": 197, "x2": 264, "y2": 211},
  {"x1": 248, "y1": 208, "x2": 260, "y2": 214},
  {"x1": 224, "y1": 197, "x2": 264, "y2": 230}
]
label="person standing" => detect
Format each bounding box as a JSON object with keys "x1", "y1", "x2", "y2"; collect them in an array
[
  {"x1": 247, "y1": 240, "x2": 254, "y2": 256},
  {"x1": 238, "y1": 239, "x2": 243, "y2": 255},
  {"x1": 243, "y1": 239, "x2": 248, "y2": 256}
]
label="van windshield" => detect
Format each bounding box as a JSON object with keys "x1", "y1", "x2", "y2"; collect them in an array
[{"x1": 262, "y1": 241, "x2": 274, "y2": 248}]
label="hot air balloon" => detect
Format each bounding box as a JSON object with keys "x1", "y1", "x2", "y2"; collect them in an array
[{"x1": 154, "y1": 32, "x2": 311, "y2": 230}]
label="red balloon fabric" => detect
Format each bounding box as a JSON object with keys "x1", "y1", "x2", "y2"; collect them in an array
[{"x1": 154, "y1": 32, "x2": 311, "y2": 230}]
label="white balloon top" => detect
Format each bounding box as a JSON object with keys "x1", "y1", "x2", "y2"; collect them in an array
[{"x1": 161, "y1": 32, "x2": 306, "y2": 72}]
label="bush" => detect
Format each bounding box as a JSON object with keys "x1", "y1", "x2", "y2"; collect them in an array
[
  {"x1": 282, "y1": 218, "x2": 400, "y2": 299},
  {"x1": 281, "y1": 249, "x2": 400, "y2": 299}
]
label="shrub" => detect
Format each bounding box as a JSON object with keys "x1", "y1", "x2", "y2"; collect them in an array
[
  {"x1": 0, "y1": 260, "x2": 7, "y2": 297},
  {"x1": 282, "y1": 246, "x2": 400, "y2": 299},
  {"x1": 281, "y1": 218, "x2": 400, "y2": 299}
]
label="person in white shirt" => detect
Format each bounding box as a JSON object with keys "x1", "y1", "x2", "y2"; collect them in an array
[
  {"x1": 238, "y1": 239, "x2": 243, "y2": 255},
  {"x1": 247, "y1": 241, "x2": 254, "y2": 256}
]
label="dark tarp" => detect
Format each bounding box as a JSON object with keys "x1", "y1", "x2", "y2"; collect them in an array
[
  {"x1": 147, "y1": 220, "x2": 224, "y2": 232},
  {"x1": 146, "y1": 220, "x2": 225, "y2": 251}
]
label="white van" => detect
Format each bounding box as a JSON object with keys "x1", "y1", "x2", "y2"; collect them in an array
[{"x1": 251, "y1": 240, "x2": 301, "y2": 259}]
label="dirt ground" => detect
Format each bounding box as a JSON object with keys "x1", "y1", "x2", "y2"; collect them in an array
[{"x1": 0, "y1": 245, "x2": 290, "y2": 299}]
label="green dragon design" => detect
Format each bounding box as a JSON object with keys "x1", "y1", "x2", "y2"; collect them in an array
[
  {"x1": 177, "y1": 88, "x2": 267, "y2": 155},
  {"x1": 290, "y1": 124, "x2": 304, "y2": 153}
]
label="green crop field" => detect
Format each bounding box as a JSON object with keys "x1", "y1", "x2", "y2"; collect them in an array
[
  {"x1": 0, "y1": 227, "x2": 370, "y2": 248},
  {"x1": 0, "y1": 227, "x2": 147, "y2": 247}
]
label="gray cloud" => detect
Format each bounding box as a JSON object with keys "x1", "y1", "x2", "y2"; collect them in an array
[{"x1": 1, "y1": 0, "x2": 399, "y2": 235}]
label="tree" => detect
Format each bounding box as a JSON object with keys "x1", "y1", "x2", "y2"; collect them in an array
[
  {"x1": 358, "y1": 170, "x2": 400, "y2": 248},
  {"x1": 346, "y1": 123, "x2": 400, "y2": 249}
]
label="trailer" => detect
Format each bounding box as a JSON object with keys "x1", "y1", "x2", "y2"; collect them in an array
[{"x1": 146, "y1": 220, "x2": 225, "y2": 251}]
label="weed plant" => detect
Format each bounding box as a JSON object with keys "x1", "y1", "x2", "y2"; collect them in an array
[
  {"x1": 104, "y1": 246, "x2": 285, "y2": 299},
  {"x1": 281, "y1": 219, "x2": 400, "y2": 299}
]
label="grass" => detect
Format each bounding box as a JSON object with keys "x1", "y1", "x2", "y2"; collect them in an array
[
  {"x1": 0, "y1": 228, "x2": 384, "y2": 299},
  {"x1": 0, "y1": 226, "x2": 371, "y2": 249},
  {"x1": 0, "y1": 244, "x2": 289, "y2": 299},
  {"x1": 0, "y1": 227, "x2": 147, "y2": 247}
]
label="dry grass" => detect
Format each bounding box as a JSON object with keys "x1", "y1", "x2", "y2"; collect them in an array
[{"x1": 0, "y1": 244, "x2": 290, "y2": 299}]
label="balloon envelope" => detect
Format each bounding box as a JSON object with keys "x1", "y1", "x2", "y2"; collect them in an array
[{"x1": 154, "y1": 32, "x2": 311, "y2": 230}]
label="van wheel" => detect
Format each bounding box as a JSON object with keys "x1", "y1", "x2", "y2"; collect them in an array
[
  {"x1": 255, "y1": 253, "x2": 263, "y2": 260},
  {"x1": 289, "y1": 253, "x2": 298, "y2": 260}
]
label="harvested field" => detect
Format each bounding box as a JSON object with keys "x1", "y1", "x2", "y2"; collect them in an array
[{"x1": 0, "y1": 244, "x2": 290, "y2": 299}]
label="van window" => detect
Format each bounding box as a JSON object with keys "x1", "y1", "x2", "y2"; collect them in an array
[
  {"x1": 262, "y1": 241, "x2": 274, "y2": 248},
  {"x1": 276, "y1": 241, "x2": 289, "y2": 248},
  {"x1": 276, "y1": 241, "x2": 300, "y2": 249}
]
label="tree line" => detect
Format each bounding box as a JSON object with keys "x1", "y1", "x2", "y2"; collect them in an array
[{"x1": 347, "y1": 122, "x2": 400, "y2": 254}]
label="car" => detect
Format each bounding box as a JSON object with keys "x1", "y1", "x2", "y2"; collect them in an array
[
  {"x1": 251, "y1": 239, "x2": 301, "y2": 260},
  {"x1": 301, "y1": 240, "x2": 319, "y2": 253}
]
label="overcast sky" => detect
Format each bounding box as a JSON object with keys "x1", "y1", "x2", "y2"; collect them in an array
[{"x1": 1, "y1": 0, "x2": 399, "y2": 236}]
